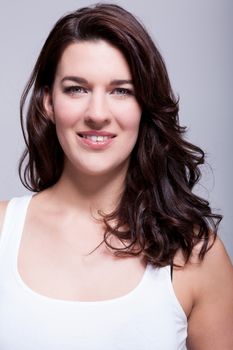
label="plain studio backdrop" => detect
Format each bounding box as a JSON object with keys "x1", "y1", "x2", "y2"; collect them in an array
[{"x1": 0, "y1": 0, "x2": 232, "y2": 261}]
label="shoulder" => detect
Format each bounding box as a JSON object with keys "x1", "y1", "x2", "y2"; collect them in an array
[
  {"x1": 186, "y1": 237, "x2": 233, "y2": 349},
  {"x1": 0, "y1": 201, "x2": 9, "y2": 234},
  {"x1": 190, "y1": 236, "x2": 233, "y2": 294}
]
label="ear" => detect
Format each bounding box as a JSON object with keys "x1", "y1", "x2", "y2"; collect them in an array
[{"x1": 43, "y1": 87, "x2": 55, "y2": 123}]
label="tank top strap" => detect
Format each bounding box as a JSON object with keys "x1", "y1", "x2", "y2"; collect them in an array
[{"x1": 0, "y1": 195, "x2": 33, "y2": 264}]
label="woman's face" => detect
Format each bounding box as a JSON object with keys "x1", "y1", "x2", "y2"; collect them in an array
[{"x1": 44, "y1": 40, "x2": 142, "y2": 178}]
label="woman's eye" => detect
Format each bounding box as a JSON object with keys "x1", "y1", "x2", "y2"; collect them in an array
[
  {"x1": 63, "y1": 86, "x2": 87, "y2": 95},
  {"x1": 112, "y1": 88, "x2": 133, "y2": 96}
]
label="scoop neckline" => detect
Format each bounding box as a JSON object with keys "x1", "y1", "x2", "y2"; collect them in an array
[{"x1": 13, "y1": 194, "x2": 151, "y2": 306}]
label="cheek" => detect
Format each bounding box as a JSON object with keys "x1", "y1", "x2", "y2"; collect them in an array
[
  {"x1": 53, "y1": 97, "x2": 82, "y2": 127},
  {"x1": 118, "y1": 103, "x2": 141, "y2": 133}
]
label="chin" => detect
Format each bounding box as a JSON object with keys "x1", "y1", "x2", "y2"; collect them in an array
[{"x1": 76, "y1": 160, "x2": 129, "y2": 179}]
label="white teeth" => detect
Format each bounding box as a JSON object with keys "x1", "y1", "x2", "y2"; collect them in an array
[
  {"x1": 83, "y1": 135, "x2": 110, "y2": 142},
  {"x1": 91, "y1": 135, "x2": 98, "y2": 142}
]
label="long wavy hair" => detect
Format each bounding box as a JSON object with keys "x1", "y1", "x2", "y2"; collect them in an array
[{"x1": 19, "y1": 3, "x2": 222, "y2": 266}]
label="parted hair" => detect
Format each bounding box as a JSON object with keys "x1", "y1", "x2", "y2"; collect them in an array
[{"x1": 19, "y1": 3, "x2": 221, "y2": 266}]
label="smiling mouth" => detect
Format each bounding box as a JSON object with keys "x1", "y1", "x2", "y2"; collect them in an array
[{"x1": 77, "y1": 133, "x2": 115, "y2": 143}]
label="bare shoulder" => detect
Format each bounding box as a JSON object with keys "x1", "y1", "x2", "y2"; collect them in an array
[
  {"x1": 0, "y1": 201, "x2": 9, "y2": 234},
  {"x1": 186, "y1": 236, "x2": 233, "y2": 349},
  {"x1": 190, "y1": 236, "x2": 233, "y2": 292}
]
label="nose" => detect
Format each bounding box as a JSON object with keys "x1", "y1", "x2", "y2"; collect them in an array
[{"x1": 84, "y1": 90, "x2": 111, "y2": 127}]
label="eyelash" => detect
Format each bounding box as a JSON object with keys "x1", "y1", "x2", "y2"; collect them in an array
[
  {"x1": 63, "y1": 86, "x2": 134, "y2": 97},
  {"x1": 63, "y1": 86, "x2": 87, "y2": 94},
  {"x1": 112, "y1": 88, "x2": 133, "y2": 96}
]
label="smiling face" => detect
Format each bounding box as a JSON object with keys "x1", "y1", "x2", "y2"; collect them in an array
[{"x1": 44, "y1": 40, "x2": 142, "y2": 179}]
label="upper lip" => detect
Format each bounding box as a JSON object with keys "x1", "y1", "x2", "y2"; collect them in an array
[{"x1": 77, "y1": 131, "x2": 116, "y2": 137}]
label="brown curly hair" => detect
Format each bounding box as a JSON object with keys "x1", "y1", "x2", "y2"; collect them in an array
[{"x1": 19, "y1": 3, "x2": 222, "y2": 266}]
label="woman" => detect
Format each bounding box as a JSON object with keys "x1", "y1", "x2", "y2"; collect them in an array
[{"x1": 0, "y1": 3, "x2": 232, "y2": 349}]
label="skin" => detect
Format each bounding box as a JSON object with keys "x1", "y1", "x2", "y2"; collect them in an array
[
  {"x1": 0, "y1": 40, "x2": 233, "y2": 349},
  {"x1": 46, "y1": 40, "x2": 141, "y2": 179}
]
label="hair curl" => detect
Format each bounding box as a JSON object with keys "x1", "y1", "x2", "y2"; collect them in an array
[{"x1": 19, "y1": 3, "x2": 222, "y2": 266}]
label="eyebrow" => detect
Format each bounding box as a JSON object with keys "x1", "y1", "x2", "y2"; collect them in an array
[
  {"x1": 61, "y1": 76, "x2": 133, "y2": 86},
  {"x1": 109, "y1": 79, "x2": 133, "y2": 86}
]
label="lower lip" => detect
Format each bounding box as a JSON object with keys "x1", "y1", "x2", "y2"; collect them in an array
[{"x1": 77, "y1": 135, "x2": 114, "y2": 150}]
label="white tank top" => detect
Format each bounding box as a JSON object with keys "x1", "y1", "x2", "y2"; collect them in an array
[{"x1": 0, "y1": 196, "x2": 187, "y2": 349}]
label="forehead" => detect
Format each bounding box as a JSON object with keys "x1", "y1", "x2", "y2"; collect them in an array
[{"x1": 55, "y1": 40, "x2": 132, "y2": 80}]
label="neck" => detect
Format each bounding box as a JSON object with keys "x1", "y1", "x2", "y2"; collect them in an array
[{"x1": 48, "y1": 164, "x2": 127, "y2": 216}]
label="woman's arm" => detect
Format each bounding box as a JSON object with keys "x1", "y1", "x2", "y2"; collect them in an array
[
  {"x1": 0, "y1": 201, "x2": 8, "y2": 234},
  {"x1": 187, "y1": 237, "x2": 233, "y2": 349}
]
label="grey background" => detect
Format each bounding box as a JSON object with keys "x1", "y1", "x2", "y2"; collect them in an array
[{"x1": 0, "y1": 0, "x2": 232, "y2": 260}]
